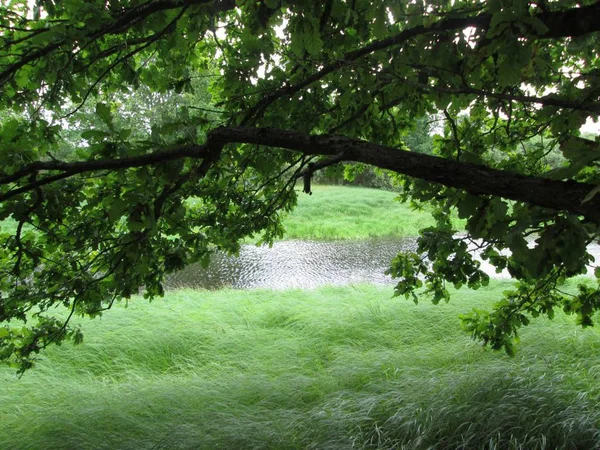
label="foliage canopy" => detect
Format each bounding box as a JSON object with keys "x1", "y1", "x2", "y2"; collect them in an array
[{"x1": 0, "y1": 0, "x2": 599, "y2": 371}]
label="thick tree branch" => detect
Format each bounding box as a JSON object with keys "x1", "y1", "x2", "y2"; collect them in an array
[
  {"x1": 0, "y1": 143, "x2": 208, "y2": 186},
  {"x1": 441, "y1": 84, "x2": 600, "y2": 114},
  {"x1": 400, "y1": 64, "x2": 600, "y2": 113},
  {"x1": 208, "y1": 127, "x2": 600, "y2": 223},
  {"x1": 540, "y1": 2, "x2": 600, "y2": 38},
  {"x1": 4, "y1": 126, "x2": 600, "y2": 224}
]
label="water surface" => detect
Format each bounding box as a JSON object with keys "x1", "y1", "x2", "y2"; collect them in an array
[
  {"x1": 166, "y1": 238, "x2": 416, "y2": 290},
  {"x1": 166, "y1": 238, "x2": 600, "y2": 290}
]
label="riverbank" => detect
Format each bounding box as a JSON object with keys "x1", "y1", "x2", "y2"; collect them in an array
[
  {"x1": 2, "y1": 282, "x2": 599, "y2": 449},
  {"x1": 281, "y1": 185, "x2": 443, "y2": 239},
  {"x1": 0, "y1": 185, "x2": 448, "y2": 240}
]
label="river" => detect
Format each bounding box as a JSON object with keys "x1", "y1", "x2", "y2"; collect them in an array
[{"x1": 165, "y1": 238, "x2": 600, "y2": 290}]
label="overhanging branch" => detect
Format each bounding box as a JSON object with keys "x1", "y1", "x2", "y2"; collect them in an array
[
  {"x1": 0, "y1": 143, "x2": 208, "y2": 186},
  {"x1": 0, "y1": 141, "x2": 222, "y2": 202},
  {"x1": 209, "y1": 127, "x2": 600, "y2": 223},
  {"x1": 3, "y1": 126, "x2": 600, "y2": 224}
]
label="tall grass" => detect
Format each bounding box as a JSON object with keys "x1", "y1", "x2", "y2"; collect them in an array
[
  {"x1": 1, "y1": 282, "x2": 599, "y2": 449},
  {"x1": 281, "y1": 185, "x2": 443, "y2": 239}
]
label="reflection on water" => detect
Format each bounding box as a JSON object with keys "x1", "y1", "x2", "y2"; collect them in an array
[
  {"x1": 166, "y1": 238, "x2": 600, "y2": 291},
  {"x1": 166, "y1": 239, "x2": 417, "y2": 290}
]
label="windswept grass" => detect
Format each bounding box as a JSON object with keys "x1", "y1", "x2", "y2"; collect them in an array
[
  {"x1": 1, "y1": 282, "x2": 599, "y2": 449},
  {"x1": 281, "y1": 185, "x2": 444, "y2": 239}
]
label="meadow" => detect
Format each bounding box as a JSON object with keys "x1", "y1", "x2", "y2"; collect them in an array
[
  {"x1": 1, "y1": 185, "x2": 599, "y2": 449},
  {"x1": 1, "y1": 283, "x2": 599, "y2": 449},
  {"x1": 281, "y1": 185, "x2": 439, "y2": 240}
]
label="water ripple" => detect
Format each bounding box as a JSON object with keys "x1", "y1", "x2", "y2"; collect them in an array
[
  {"x1": 166, "y1": 238, "x2": 416, "y2": 290},
  {"x1": 166, "y1": 238, "x2": 600, "y2": 291}
]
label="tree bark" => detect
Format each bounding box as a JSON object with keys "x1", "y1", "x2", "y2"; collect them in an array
[
  {"x1": 3, "y1": 126, "x2": 600, "y2": 223},
  {"x1": 210, "y1": 127, "x2": 600, "y2": 224}
]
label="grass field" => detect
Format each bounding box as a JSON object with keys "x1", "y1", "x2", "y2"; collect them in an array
[
  {"x1": 281, "y1": 185, "x2": 440, "y2": 239},
  {"x1": 1, "y1": 282, "x2": 599, "y2": 449}
]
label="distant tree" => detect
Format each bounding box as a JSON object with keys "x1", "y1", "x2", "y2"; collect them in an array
[
  {"x1": 404, "y1": 116, "x2": 436, "y2": 156},
  {"x1": 1, "y1": 0, "x2": 599, "y2": 371}
]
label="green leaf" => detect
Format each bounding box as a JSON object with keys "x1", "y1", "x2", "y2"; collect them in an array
[
  {"x1": 487, "y1": 0, "x2": 502, "y2": 13},
  {"x1": 15, "y1": 69, "x2": 31, "y2": 88},
  {"x1": 81, "y1": 129, "x2": 109, "y2": 140},
  {"x1": 108, "y1": 199, "x2": 128, "y2": 222},
  {"x1": 497, "y1": 58, "x2": 521, "y2": 87},
  {"x1": 371, "y1": 5, "x2": 388, "y2": 39},
  {"x1": 457, "y1": 194, "x2": 482, "y2": 220},
  {"x1": 560, "y1": 137, "x2": 600, "y2": 164},
  {"x1": 95, "y1": 102, "x2": 113, "y2": 130},
  {"x1": 504, "y1": 340, "x2": 516, "y2": 357},
  {"x1": 303, "y1": 29, "x2": 323, "y2": 56},
  {"x1": 487, "y1": 11, "x2": 513, "y2": 38},
  {"x1": 523, "y1": 16, "x2": 550, "y2": 35}
]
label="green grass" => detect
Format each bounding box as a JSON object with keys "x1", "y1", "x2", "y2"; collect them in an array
[
  {"x1": 0, "y1": 218, "x2": 19, "y2": 235},
  {"x1": 281, "y1": 185, "x2": 445, "y2": 239},
  {"x1": 2, "y1": 282, "x2": 599, "y2": 449}
]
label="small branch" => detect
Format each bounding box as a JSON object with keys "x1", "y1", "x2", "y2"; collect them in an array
[
  {"x1": 319, "y1": 0, "x2": 334, "y2": 32},
  {"x1": 444, "y1": 109, "x2": 462, "y2": 161},
  {"x1": 296, "y1": 152, "x2": 346, "y2": 179},
  {"x1": 12, "y1": 186, "x2": 43, "y2": 276},
  {"x1": 189, "y1": 105, "x2": 225, "y2": 114}
]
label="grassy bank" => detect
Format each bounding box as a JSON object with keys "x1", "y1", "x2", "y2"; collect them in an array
[
  {"x1": 1, "y1": 186, "x2": 440, "y2": 240},
  {"x1": 1, "y1": 282, "x2": 599, "y2": 449},
  {"x1": 281, "y1": 185, "x2": 439, "y2": 239}
]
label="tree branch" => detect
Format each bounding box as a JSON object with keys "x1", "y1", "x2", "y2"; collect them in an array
[
  {"x1": 207, "y1": 126, "x2": 600, "y2": 223},
  {"x1": 0, "y1": 143, "x2": 214, "y2": 186},
  {"x1": 444, "y1": 109, "x2": 462, "y2": 161},
  {"x1": 5, "y1": 126, "x2": 600, "y2": 223}
]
